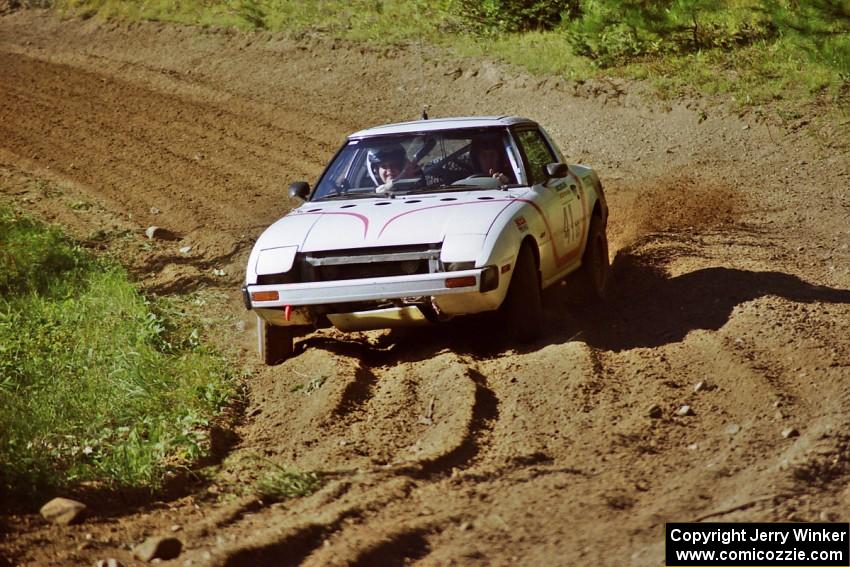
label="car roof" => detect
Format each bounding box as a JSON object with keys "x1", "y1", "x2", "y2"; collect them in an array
[{"x1": 349, "y1": 116, "x2": 537, "y2": 138}]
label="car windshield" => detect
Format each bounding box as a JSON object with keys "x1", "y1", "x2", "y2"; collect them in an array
[{"x1": 311, "y1": 128, "x2": 524, "y2": 200}]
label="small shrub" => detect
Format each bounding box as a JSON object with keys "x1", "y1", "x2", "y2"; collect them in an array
[
  {"x1": 255, "y1": 464, "x2": 324, "y2": 502},
  {"x1": 234, "y1": 0, "x2": 265, "y2": 29},
  {"x1": 452, "y1": 0, "x2": 580, "y2": 33}
]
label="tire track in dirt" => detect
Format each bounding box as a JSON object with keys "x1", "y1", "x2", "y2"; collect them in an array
[
  {"x1": 210, "y1": 348, "x2": 502, "y2": 565},
  {"x1": 72, "y1": 48, "x2": 348, "y2": 151},
  {"x1": 292, "y1": 342, "x2": 615, "y2": 566},
  {"x1": 414, "y1": 364, "x2": 499, "y2": 477},
  {"x1": 320, "y1": 351, "x2": 480, "y2": 472},
  {"x1": 237, "y1": 347, "x2": 493, "y2": 477},
  {"x1": 335, "y1": 351, "x2": 505, "y2": 478},
  {"x1": 0, "y1": 49, "x2": 328, "y2": 242},
  {"x1": 306, "y1": 524, "x2": 434, "y2": 567},
  {"x1": 196, "y1": 477, "x2": 417, "y2": 567},
  {"x1": 0, "y1": 47, "x2": 335, "y2": 158},
  {"x1": 0, "y1": 62, "x2": 300, "y2": 179},
  {"x1": 237, "y1": 349, "x2": 368, "y2": 468},
  {"x1": 220, "y1": 522, "x2": 331, "y2": 567},
  {"x1": 329, "y1": 363, "x2": 379, "y2": 422}
]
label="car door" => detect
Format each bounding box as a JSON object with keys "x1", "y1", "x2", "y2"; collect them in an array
[
  {"x1": 538, "y1": 126, "x2": 587, "y2": 254},
  {"x1": 514, "y1": 127, "x2": 583, "y2": 276}
]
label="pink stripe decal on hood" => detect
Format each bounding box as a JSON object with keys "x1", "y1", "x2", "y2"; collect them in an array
[
  {"x1": 295, "y1": 192, "x2": 585, "y2": 267},
  {"x1": 377, "y1": 199, "x2": 515, "y2": 238},
  {"x1": 297, "y1": 211, "x2": 370, "y2": 239}
]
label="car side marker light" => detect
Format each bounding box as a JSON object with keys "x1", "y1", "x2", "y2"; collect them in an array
[
  {"x1": 251, "y1": 290, "x2": 280, "y2": 302},
  {"x1": 284, "y1": 305, "x2": 292, "y2": 321},
  {"x1": 445, "y1": 275, "x2": 477, "y2": 288}
]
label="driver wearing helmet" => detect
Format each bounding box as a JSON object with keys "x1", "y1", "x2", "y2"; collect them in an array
[{"x1": 368, "y1": 144, "x2": 424, "y2": 193}]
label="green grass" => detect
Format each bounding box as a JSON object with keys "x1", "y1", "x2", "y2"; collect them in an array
[
  {"x1": 453, "y1": 30, "x2": 592, "y2": 79},
  {"x1": 0, "y1": 208, "x2": 236, "y2": 499},
  {"x1": 616, "y1": 38, "x2": 843, "y2": 105}
]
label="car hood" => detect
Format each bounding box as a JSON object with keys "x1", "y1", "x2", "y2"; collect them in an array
[{"x1": 255, "y1": 190, "x2": 522, "y2": 252}]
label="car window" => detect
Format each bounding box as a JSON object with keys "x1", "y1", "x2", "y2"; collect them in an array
[
  {"x1": 312, "y1": 128, "x2": 522, "y2": 199},
  {"x1": 515, "y1": 129, "x2": 556, "y2": 186}
]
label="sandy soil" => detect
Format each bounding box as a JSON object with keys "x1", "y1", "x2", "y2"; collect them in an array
[{"x1": 1, "y1": 9, "x2": 849, "y2": 566}]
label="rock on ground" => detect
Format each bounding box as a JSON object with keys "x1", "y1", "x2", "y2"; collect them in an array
[
  {"x1": 144, "y1": 226, "x2": 179, "y2": 240},
  {"x1": 39, "y1": 497, "x2": 86, "y2": 525},
  {"x1": 132, "y1": 536, "x2": 183, "y2": 562}
]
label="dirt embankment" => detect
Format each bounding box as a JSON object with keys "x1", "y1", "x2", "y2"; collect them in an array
[{"x1": 1, "y1": 9, "x2": 849, "y2": 566}]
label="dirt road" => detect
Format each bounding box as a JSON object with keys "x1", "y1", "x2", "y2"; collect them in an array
[{"x1": 1, "y1": 10, "x2": 849, "y2": 566}]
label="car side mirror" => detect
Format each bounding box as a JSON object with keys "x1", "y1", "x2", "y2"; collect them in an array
[
  {"x1": 288, "y1": 181, "x2": 310, "y2": 201},
  {"x1": 545, "y1": 162, "x2": 569, "y2": 179}
]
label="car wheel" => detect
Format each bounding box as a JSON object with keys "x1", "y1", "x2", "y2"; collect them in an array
[
  {"x1": 258, "y1": 316, "x2": 293, "y2": 365},
  {"x1": 572, "y1": 215, "x2": 609, "y2": 303},
  {"x1": 500, "y1": 243, "x2": 543, "y2": 343}
]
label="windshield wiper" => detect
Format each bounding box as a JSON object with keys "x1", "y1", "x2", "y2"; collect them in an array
[
  {"x1": 313, "y1": 192, "x2": 382, "y2": 201},
  {"x1": 416, "y1": 184, "x2": 491, "y2": 193}
]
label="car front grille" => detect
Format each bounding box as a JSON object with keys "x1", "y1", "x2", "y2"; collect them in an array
[
  {"x1": 299, "y1": 243, "x2": 441, "y2": 282},
  {"x1": 254, "y1": 244, "x2": 443, "y2": 284}
]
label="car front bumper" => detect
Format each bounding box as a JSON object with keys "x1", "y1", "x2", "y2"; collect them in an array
[{"x1": 244, "y1": 267, "x2": 498, "y2": 310}]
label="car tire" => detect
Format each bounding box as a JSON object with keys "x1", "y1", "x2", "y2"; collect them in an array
[
  {"x1": 501, "y1": 243, "x2": 543, "y2": 343},
  {"x1": 572, "y1": 215, "x2": 609, "y2": 303},
  {"x1": 258, "y1": 317, "x2": 293, "y2": 365}
]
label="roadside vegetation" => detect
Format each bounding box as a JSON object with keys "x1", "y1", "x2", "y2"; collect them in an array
[
  {"x1": 43, "y1": 0, "x2": 850, "y2": 110},
  {"x1": 0, "y1": 208, "x2": 236, "y2": 500},
  {"x1": 255, "y1": 463, "x2": 324, "y2": 503}
]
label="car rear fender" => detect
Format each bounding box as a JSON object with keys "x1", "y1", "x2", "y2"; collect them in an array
[
  {"x1": 570, "y1": 164, "x2": 608, "y2": 226},
  {"x1": 561, "y1": 165, "x2": 607, "y2": 270}
]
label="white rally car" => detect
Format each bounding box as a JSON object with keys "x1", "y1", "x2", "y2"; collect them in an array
[{"x1": 243, "y1": 116, "x2": 609, "y2": 364}]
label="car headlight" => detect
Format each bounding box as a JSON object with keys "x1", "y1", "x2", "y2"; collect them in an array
[
  {"x1": 255, "y1": 245, "x2": 299, "y2": 276},
  {"x1": 445, "y1": 261, "x2": 475, "y2": 271},
  {"x1": 441, "y1": 234, "x2": 485, "y2": 268}
]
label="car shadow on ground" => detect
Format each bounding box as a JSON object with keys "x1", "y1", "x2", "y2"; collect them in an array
[
  {"x1": 298, "y1": 244, "x2": 850, "y2": 363},
  {"x1": 564, "y1": 249, "x2": 850, "y2": 353}
]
